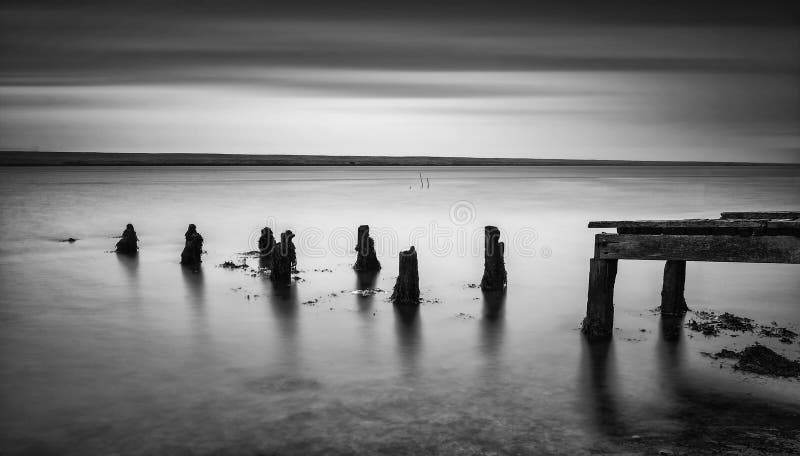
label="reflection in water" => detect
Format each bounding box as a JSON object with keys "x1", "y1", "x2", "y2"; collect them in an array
[
  {"x1": 655, "y1": 313, "x2": 691, "y2": 414},
  {"x1": 267, "y1": 282, "x2": 300, "y2": 371},
  {"x1": 480, "y1": 291, "x2": 506, "y2": 362},
  {"x1": 354, "y1": 270, "x2": 380, "y2": 317},
  {"x1": 115, "y1": 252, "x2": 139, "y2": 281},
  {"x1": 578, "y1": 338, "x2": 627, "y2": 436},
  {"x1": 115, "y1": 253, "x2": 140, "y2": 304},
  {"x1": 180, "y1": 266, "x2": 206, "y2": 319},
  {"x1": 656, "y1": 314, "x2": 689, "y2": 401},
  {"x1": 180, "y1": 265, "x2": 210, "y2": 350},
  {"x1": 652, "y1": 313, "x2": 800, "y2": 444},
  {"x1": 394, "y1": 304, "x2": 421, "y2": 379}
]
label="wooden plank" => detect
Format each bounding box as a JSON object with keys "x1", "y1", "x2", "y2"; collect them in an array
[
  {"x1": 589, "y1": 219, "x2": 765, "y2": 228},
  {"x1": 594, "y1": 234, "x2": 800, "y2": 264},
  {"x1": 589, "y1": 219, "x2": 800, "y2": 236},
  {"x1": 720, "y1": 211, "x2": 800, "y2": 220}
]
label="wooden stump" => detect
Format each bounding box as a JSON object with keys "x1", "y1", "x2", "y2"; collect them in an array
[
  {"x1": 582, "y1": 258, "x2": 618, "y2": 339},
  {"x1": 180, "y1": 224, "x2": 203, "y2": 268},
  {"x1": 354, "y1": 225, "x2": 381, "y2": 271},
  {"x1": 115, "y1": 223, "x2": 138, "y2": 254},
  {"x1": 661, "y1": 260, "x2": 688, "y2": 315},
  {"x1": 258, "y1": 227, "x2": 276, "y2": 257},
  {"x1": 391, "y1": 246, "x2": 420, "y2": 306},
  {"x1": 480, "y1": 226, "x2": 507, "y2": 291},
  {"x1": 270, "y1": 230, "x2": 296, "y2": 285}
]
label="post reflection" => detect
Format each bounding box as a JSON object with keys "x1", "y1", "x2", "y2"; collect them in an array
[
  {"x1": 394, "y1": 304, "x2": 421, "y2": 379},
  {"x1": 115, "y1": 252, "x2": 140, "y2": 303},
  {"x1": 480, "y1": 290, "x2": 506, "y2": 362},
  {"x1": 180, "y1": 266, "x2": 206, "y2": 319},
  {"x1": 115, "y1": 252, "x2": 139, "y2": 281},
  {"x1": 180, "y1": 265, "x2": 211, "y2": 350},
  {"x1": 354, "y1": 270, "x2": 380, "y2": 317},
  {"x1": 266, "y1": 281, "x2": 300, "y2": 371},
  {"x1": 655, "y1": 313, "x2": 689, "y2": 401},
  {"x1": 577, "y1": 338, "x2": 627, "y2": 436}
]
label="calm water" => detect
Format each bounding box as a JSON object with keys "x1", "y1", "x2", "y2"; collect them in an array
[{"x1": 1, "y1": 166, "x2": 799, "y2": 455}]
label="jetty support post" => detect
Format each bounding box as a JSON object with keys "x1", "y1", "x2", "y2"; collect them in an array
[
  {"x1": 391, "y1": 246, "x2": 420, "y2": 306},
  {"x1": 660, "y1": 260, "x2": 688, "y2": 315},
  {"x1": 480, "y1": 226, "x2": 507, "y2": 291},
  {"x1": 582, "y1": 258, "x2": 618, "y2": 339},
  {"x1": 354, "y1": 225, "x2": 381, "y2": 271},
  {"x1": 270, "y1": 230, "x2": 296, "y2": 285}
]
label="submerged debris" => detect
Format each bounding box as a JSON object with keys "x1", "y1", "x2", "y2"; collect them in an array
[
  {"x1": 351, "y1": 288, "x2": 384, "y2": 297},
  {"x1": 220, "y1": 261, "x2": 248, "y2": 269},
  {"x1": 60, "y1": 237, "x2": 78, "y2": 243},
  {"x1": 760, "y1": 326, "x2": 798, "y2": 342},
  {"x1": 716, "y1": 312, "x2": 755, "y2": 332},
  {"x1": 686, "y1": 310, "x2": 757, "y2": 336},
  {"x1": 702, "y1": 349, "x2": 740, "y2": 360},
  {"x1": 701, "y1": 345, "x2": 800, "y2": 378},
  {"x1": 734, "y1": 344, "x2": 800, "y2": 378},
  {"x1": 687, "y1": 319, "x2": 719, "y2": 336}
]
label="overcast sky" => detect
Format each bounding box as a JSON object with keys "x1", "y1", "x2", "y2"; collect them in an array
[{"x1": 1, "y1": 0, "x2": 798, "y2": 162}]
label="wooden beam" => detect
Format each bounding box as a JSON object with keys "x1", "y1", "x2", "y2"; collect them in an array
[
  {"x1": 594, "y1": 233, "x2": 800, "y2": 264},
  {"x1": 589, "y1": 219, "x2": 799, "y2": 236},
  {"x1": 720, "y1": 211, "x2": 800, "y2": 220},
  {"x1": 589, "y1": 219, "x2": 766, "y2": 228}
]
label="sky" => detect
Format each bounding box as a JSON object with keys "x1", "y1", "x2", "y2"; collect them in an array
[{"x1": 1, "y1": 0, "x2": 798, "y2": 162}]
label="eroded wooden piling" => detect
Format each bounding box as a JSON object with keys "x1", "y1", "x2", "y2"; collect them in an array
[
  {"x1": 582, "y1": 258, "x2": 618, "y2": 339},
  {"x1": 354, "y1": 225, "x2": 381, "y2": 271},
  {"x1": 660, "y1": 260, "x2": 688, "y2": 315},
  {"x1": 258, "y1": 227, "x2": 276, "y2": 268},
  {"x1": 115, "y1": 223, "x2": 138, "y2": 254},
  {"x1": 270, "y1": 230, "x2": 296, "y2": 285},
  {"x1": 391, "y1": 246, "x2": 420, "y2": 306},
  {"x1": 180, "y1": 224, "x2": 203, "y2": 268},
  {"x1": 480, "y1": 226, "x2": 507, "y2": 291}
]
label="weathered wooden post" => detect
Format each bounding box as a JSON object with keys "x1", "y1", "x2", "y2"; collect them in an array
[
  {"x1": 660, "y1": 260, "x2": 688, "y2": 315},
  {"x1": 270, "y1": 230, "x2": 296, "y2": 285},
  {"x1": 115, "y1": 223, "x2": 138, "y2": 254},
  {"x1": 258, "y1": 227, "x2": 276, "y2": 269},
  {"x1": 582, "y1": 258, "x2": 618, "y2": 339},
  {"x1": 180, "y1": 224, "x2": 203, "y2": 268},
  {"x1": 480, "y1": 225, "x2": 507, "y2": 291},
  {"x1": 391, "y1": 246, "x2": 420, "y2": 306},
  {"x1": 353, "y1": 225, "x2": 381, "y2": 271}
]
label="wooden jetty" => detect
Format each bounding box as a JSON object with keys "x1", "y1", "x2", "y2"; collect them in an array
[{"x1": 582, "y1": 211, "x2": 800, "y2": 339}]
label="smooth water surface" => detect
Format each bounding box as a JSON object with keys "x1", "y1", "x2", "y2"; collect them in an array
[{"x1": 1, "y1": 166, "x2": 799, "y2": 455}]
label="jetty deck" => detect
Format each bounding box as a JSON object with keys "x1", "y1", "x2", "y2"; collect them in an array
[{"x1": 582, "y1": 211, "x2": 800, "y2": 339}]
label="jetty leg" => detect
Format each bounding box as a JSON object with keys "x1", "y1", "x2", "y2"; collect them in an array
[
  {"x1": 582, "y1": 258, "x2": 618, "y2": 339},
  {"x1": 354, "y1": 225, "x2": 381, "y2": 271},
  {"x1": 480, "y1": 226, "x2": 507, "y2": 291},
  {"x1": 391, "y1": 246, "x2": 420, "y2": 306},
  {"x1": 660, "y1": 260, "x2": 688, "y2": 315}
]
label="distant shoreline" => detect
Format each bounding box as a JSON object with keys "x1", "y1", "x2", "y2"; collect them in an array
[{"x1": 0, "y1": 151, "x2": 796, "y2": 167}]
